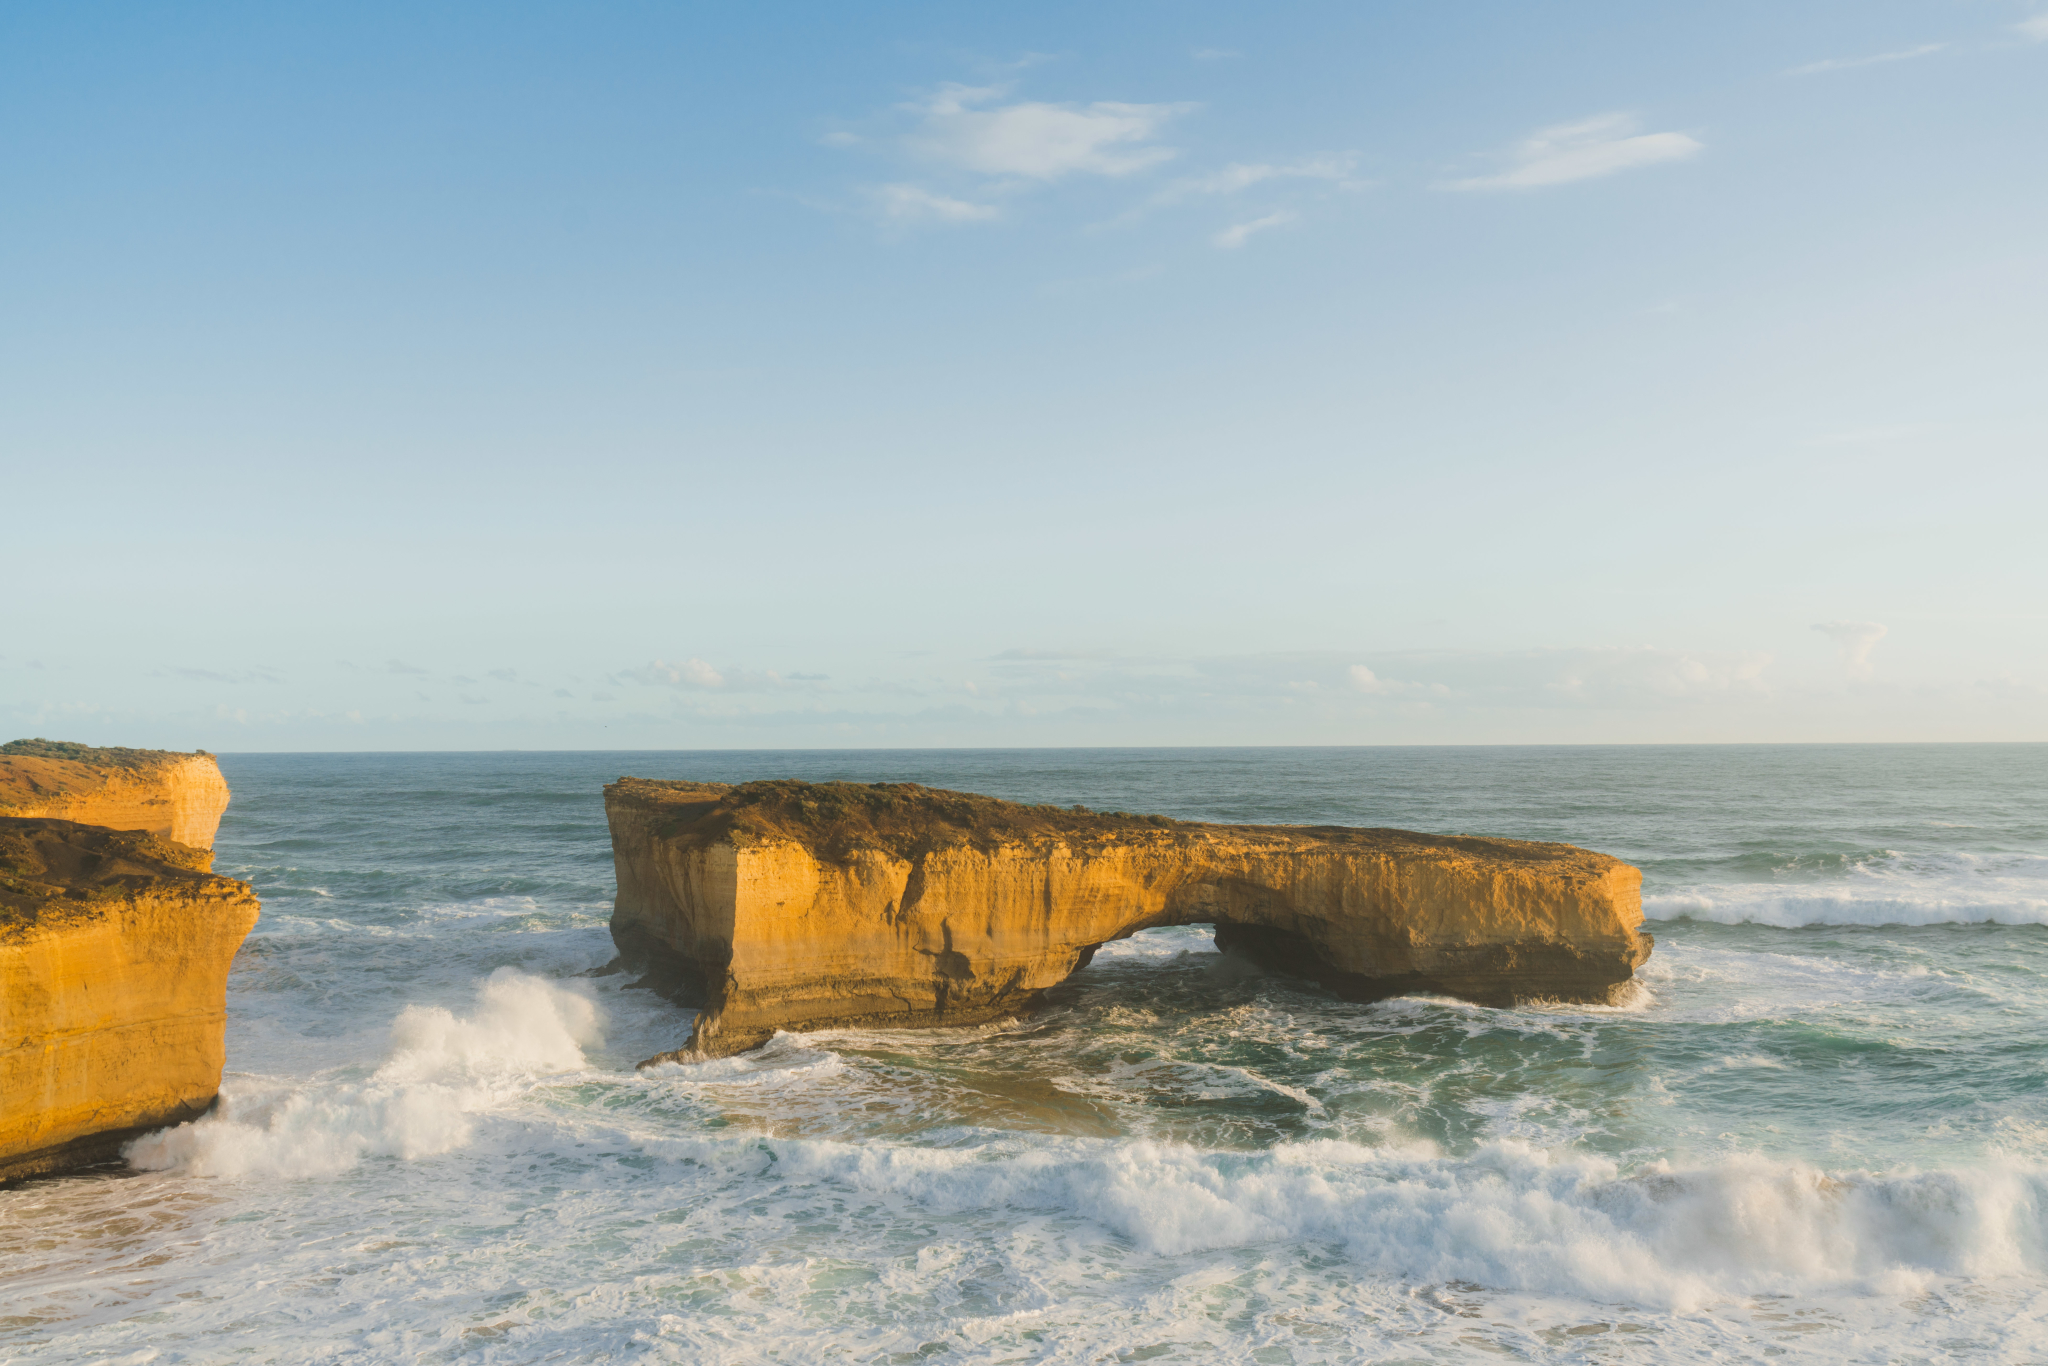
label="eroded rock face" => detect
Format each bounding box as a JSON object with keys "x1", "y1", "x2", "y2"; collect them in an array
[
  {"x1": 0, "y1": 818, "x2": 260, "y2": 1182},
  {"x1": 0, "y1": 739, "x2": 232, "y2": 860},
  {"x1": 608, "y1": 778, "x2": 1651, "y2": 1062}
]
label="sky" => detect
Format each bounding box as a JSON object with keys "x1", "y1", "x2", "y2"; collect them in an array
[{"x1": 4, "y1": 0, "x2": 2045, "y2": 750}]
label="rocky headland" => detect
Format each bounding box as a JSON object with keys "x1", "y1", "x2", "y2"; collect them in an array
[
  {"x1": 608, "y1": 778, "x2": 1651, "y2": 1062},
  {"x1": 0, "y1": 742, "x2": 257, "y2": 1183},
  {"x1": 1, "y1": 738, "x2": 233, "y2": 859}
]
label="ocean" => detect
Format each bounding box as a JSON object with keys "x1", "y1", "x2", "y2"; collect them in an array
[{"x1": 4, "y1": 745, "x2": 2046, "y2": 1364}]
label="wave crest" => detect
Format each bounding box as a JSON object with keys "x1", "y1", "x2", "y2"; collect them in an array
[
  {"x1": 1649, "y1": 850, "x2": 2048, "y2": 927},
  {"x1": 126, "y1": 969, "x2": 602, "y2": 1179},
  {"x1": 719, "y1": 1132, "x2": 2047, "y2": 1311}
]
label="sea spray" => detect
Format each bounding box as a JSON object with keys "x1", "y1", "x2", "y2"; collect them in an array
[{"x1": 126, "y1": 968, "x2": 602, "y2": 1178}]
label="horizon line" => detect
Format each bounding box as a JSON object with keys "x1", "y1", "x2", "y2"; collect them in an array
[{"x1": 180, "y1": 739, "x2": 2048, "y2": 755}]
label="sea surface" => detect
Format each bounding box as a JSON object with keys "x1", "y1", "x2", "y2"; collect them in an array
[{"x1": 5, "y1": 745, "x2": 2047, "y2": 1364}]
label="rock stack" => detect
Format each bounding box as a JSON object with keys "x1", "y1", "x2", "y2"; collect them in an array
[
  {"x1": 607, "y1": 777, "x2": 1651, "y2": 1062},
  {"x1": 1, "y1": 742, "x2": 257, "y2": 1182}
]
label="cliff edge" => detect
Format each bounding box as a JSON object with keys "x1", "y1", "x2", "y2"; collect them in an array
[
  {"x1": 0, "y1": 818, "x2": 260, "y2": 1182},
  {"x1": 607, "y1": 778, "x2": 1651, "y2": 1062},
  {"x1": 0, "y1": 739, "x2": 232, "y2": 860}
]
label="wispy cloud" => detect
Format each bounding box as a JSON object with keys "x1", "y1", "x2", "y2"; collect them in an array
[
  {"x1": 905, "y1": 84, "x2": 1192, "y2": 180},
  {"x1": 834, "y1": 83, "x2": 1194, "y2": 230},
  {"x1": 160, "y1": 665, "x2": 285, "y2": 685},
  {"x1": 1786, "y1": 43, "x2": 1947, "y2": 75},
  {"x1": 1203, "y1": 647, "x2": 1772, "y2": 706},
  {"x1": 872, "y1": 183, "x2": 999, "y2": 224},
  {"x1": 1214, "y1": 210, "x2": 1294, "y2": 248},
  {"x1": 1813, "y1": 621, "x2": 1888, "y2": 679},
  {"x1": 629, "y1": 657, "x2": 726, "y2": 688},
  {"x1": 1346, "y1": 665, "x2": 1449, "y2": 697},
  {"x1": 1537, "y1": 647, "x2": 1771, "y2": 701},
  {"x1": 1092, "y1": 156, "x2": 1359, "y2": 233},
  {"x1": 619, "y1": 658, "x2": 826, "y2": 693},
  {"x1": 833, "y1": 80, "x2": 1368, "y2": 245},
  {"x1": 993, "y1": 647, "x2": 1125, "y2": 661},
  {"x1": 1442, "y1": 113, "x2": 1701, "y2": 191},
  {"x1": 1176, "y1": 157, "x2": 1357, "y2": 196},
  {"x1": 2019, "y1": 13, "x2": 2048, "y2": 41}
]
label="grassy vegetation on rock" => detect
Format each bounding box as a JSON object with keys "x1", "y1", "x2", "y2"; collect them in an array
[{"x1": 1, "y1": 738, "x2": 209, "y2": 769}]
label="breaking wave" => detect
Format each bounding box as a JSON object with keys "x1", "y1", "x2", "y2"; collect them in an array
[
  {"x1": 620, "y1": 1112, "x2": 2048, "y2": 1313},
  {"x1": 125, "y1": 969, "x2": 602, "y2": 1179}
]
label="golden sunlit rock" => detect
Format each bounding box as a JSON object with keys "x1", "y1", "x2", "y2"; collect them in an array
[
  {"x1": 609, "y1": 778, "x2": 1651, "y2": 1063},
  {"x1": 0, "y1": 817, "x2": 260, "y2": 1182},
  {"x1": 0, "y1": 739, "x2": 232, "y2": 862}
]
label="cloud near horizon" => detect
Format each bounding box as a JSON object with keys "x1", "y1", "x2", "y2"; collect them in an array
[
  {"x1": 1340, "y1": 647, "x2": 1770, "y2": 706},
  {"x1": 991, "y1": 646, "x2": 1774, "y2": 714},
  {"x1": 1442, "y1": 113, "x2": 1701, "y2": 190},
  {"x1": 1812, "y1": 622, "x2": 1888, "y2": 679},
  {"x1": 1345, "y1": 665, "x2": 1448, "y2": 697},
  {"x1": 619, "y1": 657, "x2": 827, "y2": 692}
]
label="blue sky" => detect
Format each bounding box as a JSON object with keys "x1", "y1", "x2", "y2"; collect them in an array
[{"x1": 5, "y1": 1, "x2": 2045, "y2": 749}]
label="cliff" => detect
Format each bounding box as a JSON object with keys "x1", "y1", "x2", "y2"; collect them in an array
[
  {"x1": 0, "y1": 739, "x2": 232, "y2": 861},
  {"x1": 607, "y1": 778, "x2": 1651, "y2": 1062},
  {"x1": 0, "y1": 818, "x2": 260, "y2": 1182}
]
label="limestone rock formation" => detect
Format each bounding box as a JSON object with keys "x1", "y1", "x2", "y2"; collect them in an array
[
  {"x1": 608, "y1": 778, "x2": 1651, "y2": 1063},
  {"x1": 0, "y1": 818, "x2": 260, "y2": 1182},
  {"x1": 0, "y1": 739, "x2": 232, "y2": 861}
]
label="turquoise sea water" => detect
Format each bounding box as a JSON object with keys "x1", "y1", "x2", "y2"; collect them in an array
[{"x1": 4, "y1": 745, "x2": 2047, "y2": 1363}]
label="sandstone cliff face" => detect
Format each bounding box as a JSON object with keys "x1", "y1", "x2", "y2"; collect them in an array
[
  {"x1": 0, "y1": 818, "x2": 260, "y2": 1182},
  {"x1": 0, "y1": 739, "x2": 232, "y2": 860},
  {"x1": 608, "y1": 779, "x2": 1651, "y2": 1062}
]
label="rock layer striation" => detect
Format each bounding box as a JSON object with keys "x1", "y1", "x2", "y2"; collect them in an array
[
  {"x1": 1, "y1": 739, "x2": 232, "y2": 859},
  {"x1": 608, "y1": 778, "x2": 1651, "y2": 1062},
  {"x1": 0, "y1": 819, "x2": 260, "y2": 1182}
]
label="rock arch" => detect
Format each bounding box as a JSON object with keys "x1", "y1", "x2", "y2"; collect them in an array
[{"x1": 605, "y1": 778, "x2": 1650, "y2": 1063}]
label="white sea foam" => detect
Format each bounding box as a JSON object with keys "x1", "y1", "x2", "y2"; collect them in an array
[
  {"x1": 633, "y1": 1034, "x2": 2048, "y2": 1314},
  {"x1": 414, "y1": 894, "x2": 545, "y2": 920},
  {"x1": 125, "y1": 969, "x2": 602, "y2": 1179},
  {"x1": 707, "y1": 1130, "x2": 2048, "y2": 1313},
  {"x1": 1649, "y1": 850, "x2": 2048, "y2": 927},
  {"x1": 641, "y1": 1032, "x2": 851, "y2": 1088}
]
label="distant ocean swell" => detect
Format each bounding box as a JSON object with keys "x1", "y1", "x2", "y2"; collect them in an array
[
  {"x1": 128, "y1": 971, "x2": 2048, "y2": 1317},
  {"x1": 1647, "y1": 849, "x2": 2048, "y2": 927}
]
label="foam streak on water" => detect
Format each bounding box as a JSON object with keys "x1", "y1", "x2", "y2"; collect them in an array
[{"x1": 3, "y1": 745, "x2": 2046, "y2": 1364}]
